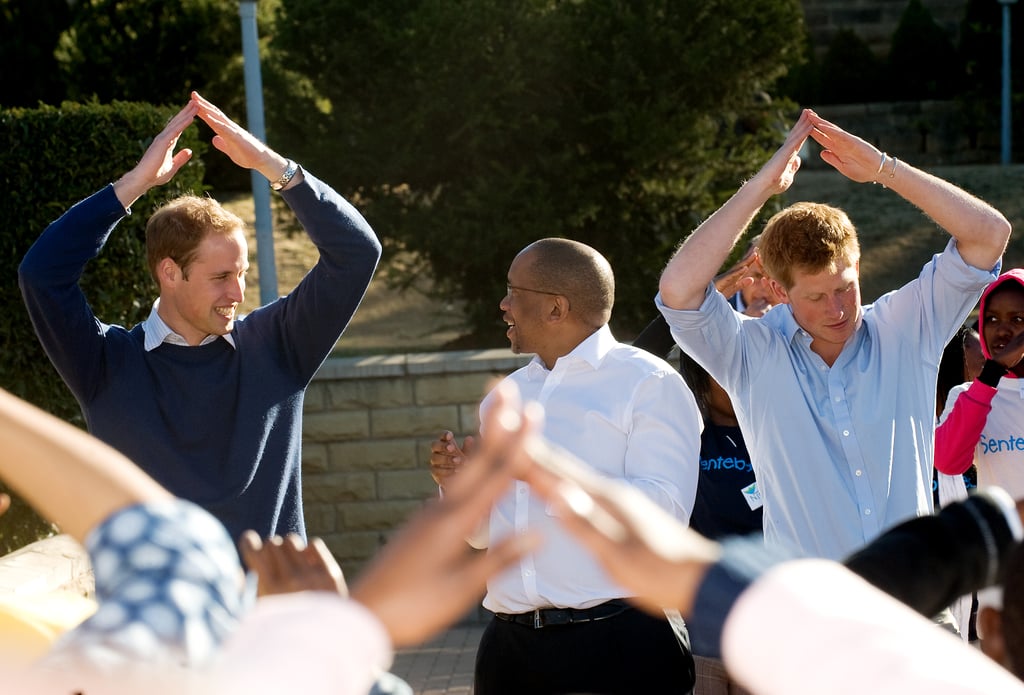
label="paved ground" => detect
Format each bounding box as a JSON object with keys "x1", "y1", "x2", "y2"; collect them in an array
[{"x1": 391, "y1": 623, "x2": 484, "y2": 695}]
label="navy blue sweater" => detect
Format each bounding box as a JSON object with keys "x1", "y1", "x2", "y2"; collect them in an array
[{"x1": 19, "y1": 172, "x2": 381, "y2": 544}]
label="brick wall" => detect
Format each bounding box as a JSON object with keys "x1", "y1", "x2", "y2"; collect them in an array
[{"x1": 301, "y1": 349, "x2": 531, "y2": 580}]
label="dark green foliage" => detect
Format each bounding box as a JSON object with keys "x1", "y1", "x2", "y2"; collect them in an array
[
  {"x1": 958, "y1": 0, "x2": 1024, "y2": 152},
  {"x1": 56, "y1": 0, "x2": 242, "y2": 106},
  {"x1": 270, "y1": 0, "x2": 804, "y2": 340},
  {"x1": 819, "y1": 29, "x2": 885, "y2": 105},
  {"x1": 0, "y1": 102, "x2": 206, "y2": 555},
  {"x1": 775, "y1": 28, "x2": 822, "y2": 106},
  {"x1": 0, "y1": 0, "x2": 72, "y2": 107},
  {"x1": 886, "y1": 0, "x2": 962, "y2": 100}
]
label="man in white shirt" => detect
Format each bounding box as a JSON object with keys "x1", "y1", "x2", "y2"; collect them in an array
[{"x1": 430, "y1": 238, "x2": 702, "y2": 694}]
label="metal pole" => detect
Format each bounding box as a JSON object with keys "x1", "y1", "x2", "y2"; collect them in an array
[
  {"x1": 1001, "y1": 1, "x2": 1017, "y2": 165},
  {"x1": 239, "y1": 1, "x2": 278, "y2": 305}
]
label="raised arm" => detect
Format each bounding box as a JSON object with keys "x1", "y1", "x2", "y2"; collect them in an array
[
  {"x1": 0, "y1": 388, "x2": 171, "y2": 543},
  {"x1": 659, "y1": 110, "x2": 813, "y2": 310},
  {"x1": 807, "y1": 111, "x2": 1010, "y2": 271}
]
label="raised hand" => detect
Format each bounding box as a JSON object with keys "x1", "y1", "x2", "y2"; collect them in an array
[
  {"x1": 239, "y1": 532, "x2": 348, "y2": 599},
  {"x1": 428, "y1": 430, "x2": 477, "y2": 489},
  {"x1": 190, "y1": 91, "x2": 293, "y2": 186},
  {"x1": 351, "y1": 381, "x2": 539, "y2": 647},
  {"x1": 113, "y1": 100, "x2": 199, "y2": 207},
  {"x1": 807, "y1": 110, "x2": 889, "y2": 184},
  {"x1": 748, "y1": 108, "x2": 813, "y2": 198}
]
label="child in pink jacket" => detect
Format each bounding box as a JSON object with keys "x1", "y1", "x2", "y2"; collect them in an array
[{"x1": 935, "y1": 269, "x2": 1024, "y2": 498}]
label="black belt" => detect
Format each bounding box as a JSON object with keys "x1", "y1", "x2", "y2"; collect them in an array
[{"x1": 494, "y1": 599, "x2": 629, "y2": 629}]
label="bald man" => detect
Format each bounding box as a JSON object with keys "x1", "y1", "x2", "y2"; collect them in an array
[{"x1": 430, "y1": 238, "x2": 702, "y2": 694}]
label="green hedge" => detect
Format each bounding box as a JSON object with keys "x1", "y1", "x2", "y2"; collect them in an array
[{"x1": 0, "y1": 101, "x2": 207, "y2": 555}]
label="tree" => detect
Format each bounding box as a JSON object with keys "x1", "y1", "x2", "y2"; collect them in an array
[
  {"x1": 958, "y1": 0, "x2": 1024, "y2": 153},
  {"x1": 819, "y1": 29, "x2": 884, "y2": 105},
  {"x1": 886, "y1": 0, "x2": 961, "y2": 101},
  {"x1": 0, "y1": 0, "x2": 72, "y2": 107},
  {"x1": 55, "y1": 0, "x2": 246, "y2": 106},
  {"x1": 269, "y1": 0, "x2": 804, "y2": 341}
]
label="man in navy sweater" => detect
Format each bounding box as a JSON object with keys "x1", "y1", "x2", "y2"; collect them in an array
[{"x1": 18, "y1": 92, "x2": 382, "y2": 545}]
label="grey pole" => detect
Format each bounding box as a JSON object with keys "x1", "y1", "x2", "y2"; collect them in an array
[
  {"x1": 1000, "y1": 0, "x2": 1018, "y2": 165},
  {"x1": 239, "y1": 1, "x2": 278, "y2": 305}
]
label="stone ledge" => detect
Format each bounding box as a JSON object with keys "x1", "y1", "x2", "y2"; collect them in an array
[
  {"x1": 0, "y1": 535, "x2": 93, "y2": 597},
  {"x1": 317, "y1": 349, "x2": 530, "y2": 380}
]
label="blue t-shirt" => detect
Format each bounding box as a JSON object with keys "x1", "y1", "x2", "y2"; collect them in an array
[{"x1": 691, "y1": 422, "x2": 762, "y2": 539}]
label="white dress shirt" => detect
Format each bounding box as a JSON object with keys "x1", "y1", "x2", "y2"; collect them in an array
[{"x1": 474, "y1": 324, "x2": 702, "y2": 613}]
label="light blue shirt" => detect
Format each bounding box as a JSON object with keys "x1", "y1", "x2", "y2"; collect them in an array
[{"x1": 657, "y1": 240, "x2": 998, "y2": 560}]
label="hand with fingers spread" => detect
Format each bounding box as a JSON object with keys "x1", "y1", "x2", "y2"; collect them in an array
[
  {"x1": 112, "y1": 100, "x2": 199, "y2": 208},
  {"x1": 238, "y1": 531, "x2": 347, "y2": 599},
  {"x1": 351, "y1": 382, "x2": 540, "y2": 647},
  {"x1": 713, "y1": 250, "x2": 761, "y2": 301},
  {"x1": 428, "y1": 430, "x2": 476, "y2": 489},
  {"x1": 805, "y1": 110, "x2": 890, "y2": 184}
]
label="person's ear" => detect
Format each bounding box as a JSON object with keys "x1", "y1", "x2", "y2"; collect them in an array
[
  {"x1": 767, "y1": 278, "x2": 790, "y2": 305},
  {"x1": 978, "y1": 606, "x2": 1007, "y2": 667},
  {"x1": 157, "y1": 258, "x2": 181, "y2": 290},
  {"x1": 547, "y1": 295, "x2": 570, "y2": 323}
]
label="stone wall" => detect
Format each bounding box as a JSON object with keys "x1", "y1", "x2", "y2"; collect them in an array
[
  {"x1": 805, "y1": 100, "x2": 1000, "y2": 166},
  {"x1": 301, "y1": 349, "x2": 531, "y2": 580},
  {"x1": 801, "y1": 0, "x2": 968, "y2": 55}
]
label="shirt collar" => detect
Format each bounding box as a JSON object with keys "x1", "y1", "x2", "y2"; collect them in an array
[
  {"x1": 142, "y1": 299, "x2": 236, "y2": 351},
  {"x1": 526, "y1": 324, "x2": 615, "y2": 375}
]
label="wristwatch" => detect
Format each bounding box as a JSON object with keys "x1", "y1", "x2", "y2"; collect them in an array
[{"x1": 270, "y1": 160, "x2": 298, "y2": 191}]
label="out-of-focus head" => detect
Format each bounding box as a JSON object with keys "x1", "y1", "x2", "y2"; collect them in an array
[{"x1": 980, "y1": 540, "x2": 1024, "y2": 679}]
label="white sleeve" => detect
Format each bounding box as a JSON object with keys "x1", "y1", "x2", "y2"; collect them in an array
[
  {"x1": 722, "y1": 559, "x2": 1024, "y2": 695},
  {"x1": 214, "y1": 593, "x2": 394, "y2": 695}
]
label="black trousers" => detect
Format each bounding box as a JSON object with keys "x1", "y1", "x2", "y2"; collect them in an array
[{"x1": 474, "y1": 605, "x2": 695, "y2": 695}]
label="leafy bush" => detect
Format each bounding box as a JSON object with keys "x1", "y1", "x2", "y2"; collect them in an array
[
  {"x1": 0, "y1": 101, "x2": 206, "y2": 554},
  {"x1": 269, "y1": 0, "x2": 805, "y2": 341}
]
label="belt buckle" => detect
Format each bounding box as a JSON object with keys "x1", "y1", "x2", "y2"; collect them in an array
[{"x1": 532, "y1": 608, "x2": 543, "y2": 629}]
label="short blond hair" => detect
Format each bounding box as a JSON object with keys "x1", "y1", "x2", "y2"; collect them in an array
[
  {"x1": 758, "y1": 202, "x2": 860, "y2": 289},
  {"x1": 146, "y1": 195, "x2": 244, "y2": 282}
]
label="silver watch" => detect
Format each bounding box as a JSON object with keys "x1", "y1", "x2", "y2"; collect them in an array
[{"x1": 270, "y1": 160, "x2": 298, "y2": 191}]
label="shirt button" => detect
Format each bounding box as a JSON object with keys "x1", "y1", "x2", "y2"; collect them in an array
[
  {"x1": 834, "y1": 396, "x2": 842, "y2": 402},
  {"x1": 843, "y1": 430, "x2": 850, "y2": 436},
  {"x1": 855, "y1": 470, "x2": 863, "y2": 477},
  {"x1": 524, "y1": 570, "x2": 533, "y2": 577},
  {"x1": 864, "y1": 509, "x2": 872, "y2": 516}
]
